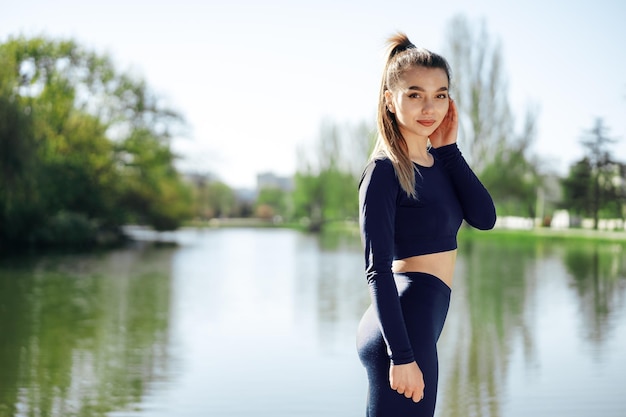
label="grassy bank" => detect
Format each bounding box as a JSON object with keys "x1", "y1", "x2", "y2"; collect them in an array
[
  {"x1": 459, "y1": 226, "x2": 626, "y2": 244},
  {"x1": 320, "y1": 219, "x2": 626, "y2": 244}
]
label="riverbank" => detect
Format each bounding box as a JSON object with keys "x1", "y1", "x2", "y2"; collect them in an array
[
  {"x1": 4, "y1": 220, "x2": 625, "y2": 258},
  {"x1": 459, "y1": 225, "x2": 626, "y2": 244},
  {"x1": 317, "y1": 219, "x2": 626, "y2": 244},
  {"x1": 188, "y1": 218, "x2": 626, "y2": 244}
]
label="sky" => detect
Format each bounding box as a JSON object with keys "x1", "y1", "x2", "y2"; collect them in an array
[{"x1": 2, "y1": 0, "x2": 625, "y2": 188}]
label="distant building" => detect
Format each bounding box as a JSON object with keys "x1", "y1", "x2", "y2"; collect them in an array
[
  {"x1": 182, "y1": 171, "x2": 220, "y2": 187},
  {"x1": 256, "y1": 172, "x2": 294, "y2": 192}
]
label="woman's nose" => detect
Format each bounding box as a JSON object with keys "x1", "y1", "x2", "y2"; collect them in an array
[{"x1": 422, "y1": 99, "x2": 434, "y2": 114}]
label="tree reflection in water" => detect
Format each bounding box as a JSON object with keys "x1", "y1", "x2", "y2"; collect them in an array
[
  {"x1": 564, "y1": 242, "x2": 625, "y2": 345},
  {"x1": 0, "y1": 245, "x2": 174, "y2": 417},
  {"x1": 437, "y1": 234, "x2": 626, "y2": 417}
]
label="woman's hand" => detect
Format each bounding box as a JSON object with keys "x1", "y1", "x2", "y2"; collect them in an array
[
  {"x1": 389, "y1": 361, "x2": 425, "y2": 403},
  {"x1": 429, "y1": 98, "x2": 458, "y2": 148}
]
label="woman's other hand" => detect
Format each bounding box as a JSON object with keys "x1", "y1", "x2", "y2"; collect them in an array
[
  {"x1": 429, "y1": 98, "x2": 458, "y2": 148},
  {"x1": 389, "y1": 361, "x2": 425, "y2": 403}
]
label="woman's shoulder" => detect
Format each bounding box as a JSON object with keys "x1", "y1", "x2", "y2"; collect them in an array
[
  {"x1": 366, "y1": 156, "x2": 394, "y2": 172},
  {"x1": 362, "y1": 157, "x2": 394, "y2": 177},
  {"x1": 360, "y1": 157, "x2": 398, "y2": 190}
]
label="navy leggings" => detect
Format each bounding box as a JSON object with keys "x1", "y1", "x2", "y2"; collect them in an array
[{"x1": 356, "y1": 272, "x2": 451, "y2": 417}]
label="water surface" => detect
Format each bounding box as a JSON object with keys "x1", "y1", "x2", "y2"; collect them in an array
[{"x1": 0, "y1": 228, "x2": 625, "y2": 416}]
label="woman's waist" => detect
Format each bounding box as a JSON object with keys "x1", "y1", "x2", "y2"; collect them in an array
[{"x1": 392, "y1": 250, "x2": 457, "y2": 287}]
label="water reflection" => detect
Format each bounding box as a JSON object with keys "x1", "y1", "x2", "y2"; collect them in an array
[
  {"x1": 563, "y1": 243, "x2": 625, "y2": 344},
  {"x1": 438, "y1": 236, "x2": 626, "y2": 417},
  {"x1": 0, "y1": 230, "x2": 625, "y2": 417},
  {"x1": 0, "y1": 245, "x2": 175, "y2": 417},
  {"x1": 438, "y1": 238, "x2": 537, "y2": 417}
]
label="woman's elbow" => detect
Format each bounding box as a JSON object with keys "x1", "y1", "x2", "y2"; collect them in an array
[{"x1": 466, "y1": 206, "x2": 496, "y2": 230}]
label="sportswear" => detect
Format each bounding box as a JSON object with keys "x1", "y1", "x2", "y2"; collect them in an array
[{"x1": 358, "y1": 142, "x2": 495, "y2": 365}]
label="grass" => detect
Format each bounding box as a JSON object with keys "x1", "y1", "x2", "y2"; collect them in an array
[
  {"x1": 187, "y1": 216, "x2": 626, "y2": 245},
  {"x1": 459, "y1": 225, "x2": 626, "y2": 244}
]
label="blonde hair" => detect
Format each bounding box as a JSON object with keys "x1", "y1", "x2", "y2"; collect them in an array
[{"x1": 371, "y1": 32, "x2": 451, "y2": 198}]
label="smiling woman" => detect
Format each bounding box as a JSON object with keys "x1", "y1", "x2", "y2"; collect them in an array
[{"x1": 356, "y1": 33, "x2": 496, "y2": 417}]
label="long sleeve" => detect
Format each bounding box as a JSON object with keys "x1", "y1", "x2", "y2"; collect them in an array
[
  {"x1": 359, "y1": 159, "x2": 415, "y2": 365},
  {"x1": 431, "y1": 143, "x2": 496, "y2": 230}
]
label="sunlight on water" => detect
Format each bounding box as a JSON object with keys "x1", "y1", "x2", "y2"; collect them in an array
[{"x1": 1, "y1": 228, "x2": 625, "y2": 417}]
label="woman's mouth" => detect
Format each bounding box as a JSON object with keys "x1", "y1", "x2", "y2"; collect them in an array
[{"x1": 418, "y1": 120, "x2": 435, "y2": 127}]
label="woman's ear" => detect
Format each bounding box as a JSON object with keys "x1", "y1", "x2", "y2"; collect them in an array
[{"x1": 384, "y1": 90, "x2": 395, "y2": 113}]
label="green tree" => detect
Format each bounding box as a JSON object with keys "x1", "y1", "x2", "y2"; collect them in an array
[
  {"x1": 292, "y1": 119, "x2": 362, "y2": 231},
  {"x1": 600, "y1": 162, "x2": 626, "y2": 220},
  {"x1": 203, "y1": 181, "x2": 236, "y2": 218},
  {"x1": 0, "y1": 36, "x2": 192, "y2": 247},
  {"x1": 479, "y1": 109, "x2": 542, "y2": 217},
  {"x1": 0, "y1": 48, "x2": 38, "y2": 242},
  {"x1": 562, "y1": 118, "x2": 623, "y2": 228},
  {"x1": 116, "y1": 128, "x2": 191, "y2": 230},
  {"x1": 561, "y1": 158, "x2": 593, "y2": 218},
  {"x1": 581, "y1": 118, "x2": 619, "y2": 229},
  {"x1": 255, "y1": 187, "x2": 290, "y2": 220}
]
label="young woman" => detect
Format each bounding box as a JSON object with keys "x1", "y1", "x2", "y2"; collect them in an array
[{"x1": 356, "y1": 33, "x2": 496, "y2": 417}]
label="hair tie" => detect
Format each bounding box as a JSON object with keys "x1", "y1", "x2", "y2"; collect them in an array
[{"x1": 391, "y1": 42, "x2": 416, "y2": 57}]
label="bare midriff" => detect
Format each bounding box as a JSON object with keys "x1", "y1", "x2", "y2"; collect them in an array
[{"x1": 392, "y1": 249, "x2": 457, "y2": 288}]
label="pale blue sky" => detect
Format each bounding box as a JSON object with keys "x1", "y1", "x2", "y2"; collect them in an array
[{"x1": 3, "y1": 0, "x2": 625, "y2": 188}]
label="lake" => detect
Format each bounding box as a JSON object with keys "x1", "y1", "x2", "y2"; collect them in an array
[{"x1": 0, "y1": 227, "x2": 625, "y2": 417}]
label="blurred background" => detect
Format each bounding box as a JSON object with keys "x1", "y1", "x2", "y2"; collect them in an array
[
  {"x1": 1, "y1": 0, "x2": 625, "y2": 416},
  {"x1": 2, "y1": 0, "x2": 626, "y2": 239}
]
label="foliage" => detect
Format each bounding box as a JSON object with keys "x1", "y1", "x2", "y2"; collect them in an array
[
  {"x1": 561, "y1": 118, "x2": 624, "y2": 226},
  {"x1": 292, "y1": 119, "x2": 371, "y2": 231},
  {"x1": 479, "y1": 109, "x2": 542, "y2": 217},
  {"x1": 201, "y1": 181, "x2": 237, "y2": 219},
  {"x1": 255, "y1": 187, "x2": 291, "y2": 220},
  {"x1": 0, "y1": 36, "x2": 192, "y2": 248},
  {"x1": 600, "y1": 163, "x2": 626, "y2": 219}
]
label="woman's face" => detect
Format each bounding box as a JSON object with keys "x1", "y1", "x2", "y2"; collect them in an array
[{"x1": 385, "y1": 66, "x2": 450, "y2": 141}]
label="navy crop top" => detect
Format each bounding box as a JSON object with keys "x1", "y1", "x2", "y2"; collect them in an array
[{"x1": 358, "y1": 143, "x2": 496, "y2": 365}]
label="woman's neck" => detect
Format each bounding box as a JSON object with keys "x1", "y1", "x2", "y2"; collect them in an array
[{"x1": 405, "y1": 135, "x2": 432, "y2": 166}]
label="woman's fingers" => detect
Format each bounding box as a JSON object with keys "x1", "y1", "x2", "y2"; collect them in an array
[
  {"x1": 401, "y1": 388, "x2": 424, "y2": 402},
  {"x1": 393, "y1": 385, "x2": 425, "y2": 402},
  {"x1": 412, "y1": 390, "x2": 424, "y2": 402}
]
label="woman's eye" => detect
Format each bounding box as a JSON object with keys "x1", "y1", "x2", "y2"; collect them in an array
[
  {"x1": 409, "y1": 93, "x2": 420, "y2": 99},
  {"x1": 437, "y1": 94, "x2": 448, "y2": 99}
]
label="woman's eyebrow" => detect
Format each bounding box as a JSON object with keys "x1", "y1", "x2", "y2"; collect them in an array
[{"x1": 407, "y1": 85, "x2": 449, "y2": 92}]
